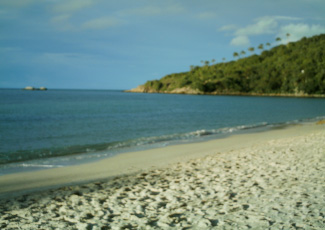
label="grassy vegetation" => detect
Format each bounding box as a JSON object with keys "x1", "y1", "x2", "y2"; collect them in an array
[{"x1": 140, "y1": 34, "x2": 325, "y2": 95}]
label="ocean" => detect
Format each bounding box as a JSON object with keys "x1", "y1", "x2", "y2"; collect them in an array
[{"x1": 1, "y1": 89, "x2": 325, "y2": 175}]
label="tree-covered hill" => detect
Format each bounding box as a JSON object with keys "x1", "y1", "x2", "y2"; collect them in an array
[{"x1": 127, "y1": 34, "x2": 325, "y2": 96}]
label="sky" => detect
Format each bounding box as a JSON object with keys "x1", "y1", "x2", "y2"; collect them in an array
[{"x1": 0, "y1": 0, "x2": 325, "y2": 90}]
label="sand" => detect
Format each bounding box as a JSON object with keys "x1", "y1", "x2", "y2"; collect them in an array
[{"x1": 0, "y1": 123, "x2": 324, "y2": 229}]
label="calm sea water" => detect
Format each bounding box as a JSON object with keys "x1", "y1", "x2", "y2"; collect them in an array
[{"x1": 1, "y1": 89, "x2": 325, "y2": 174}]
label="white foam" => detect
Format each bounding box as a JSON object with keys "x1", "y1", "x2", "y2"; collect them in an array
[{"x1": 20, "y1": 163, "x2": 63, "y2": 168}]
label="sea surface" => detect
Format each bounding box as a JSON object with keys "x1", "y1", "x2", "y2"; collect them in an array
[{"x1": 1, "y1": 89, "x2": 325, "y2": 175}]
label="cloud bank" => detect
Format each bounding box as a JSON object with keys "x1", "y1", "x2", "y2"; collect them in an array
[
  {"x1": 278, "y1": 23, "x2": 325, "y2": 43},
  {"x1": 81, "y1": 17, "x2": 121, "y2": 30},
  {"x1": 230, "y1": 36, "x2": 250, "y2": 46},
  {"x1": 53, "y1": 0, "x2": 95, "y2": 13},
  {"x1": 222, "y1": 16, "x2": 324, "y2": 46}
]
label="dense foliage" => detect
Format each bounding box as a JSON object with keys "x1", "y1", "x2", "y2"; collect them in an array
[{"x1": 141, "y1": 34, "x2": 325, "y2": 95}]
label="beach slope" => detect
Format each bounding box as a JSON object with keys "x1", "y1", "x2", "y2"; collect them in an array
[{"x1": 0, "y1": 123, "x2": 324, "y2": 229}]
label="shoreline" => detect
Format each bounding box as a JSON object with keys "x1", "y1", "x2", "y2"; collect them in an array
[
  {"x1": 0, "y1": 122, "x2": 323, "y2": 197},
  {"x1": 0, "y1": 122, "x2": 324, "y2": 229},
  {"x1": 1, "y1": 119, "x2": 316, "y2": 175},
  {"x1": 124, "y1": 88, "x2": 325, "y2": 98}
]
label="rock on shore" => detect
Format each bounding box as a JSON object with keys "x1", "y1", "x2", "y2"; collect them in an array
[
  {"x1": 0, "y1": 131, "x2": 324, "y2": 229},
  {"x1": 23, "y1": 86, "x2": 47, "y2": 91},
  {"x1": 125, "y1": 86, "x2": 201, "y2": 94},
  {"x1": 125, "y1": 85, "x2": 325, "y2": 97}
]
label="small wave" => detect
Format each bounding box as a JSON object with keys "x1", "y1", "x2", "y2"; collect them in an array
[
  {"x1": 1, "y1": 119, "x2": 319, "y2": 166},
  {"x1": 191, "y1": 122, "x2": 269, "y2": 136},
  {"x1": 105, "y1": 122, "x2": 270, "y2": 151},
  {"x1": 1, "y1": 122, "x2": 271, "y2": 165},
  {"x1": 189, "y1": 130, "x2": 213, "y2": 137},
  {"x1": 20, "y1": 163, "x2": 63, "y2": 168}
]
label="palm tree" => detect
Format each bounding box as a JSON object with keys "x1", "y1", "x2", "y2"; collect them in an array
[
  {"x1": 266, "y1": 42, "x2": 271, "y2": 47},
  {"x1": 233, "y1": 52, "x2": 239, "y2": 59},
  {"x1": 286, "y1": 33, "x2": 291, "y2": 43},
  {"x1": 204, "y1": 60, "x2": 210, "y2": 66},
  {"x1": 258, "y1": 44, "x2": 264, "y2": 50},
  {"x1": 276, "y1": 37, "x2": 281, "y2": 42},
  {"x1": 248, "y1": 47, "x2": 255, "y2": 53},
  {"x1": 240, "y1": 50, "x2": 246, "y2": 57},
  {"x1": 222, "y1": 57, "x2": 226, "y2": 62}
]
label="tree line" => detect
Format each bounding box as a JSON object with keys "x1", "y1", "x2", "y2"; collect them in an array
[{"x1": 142, "y1": 33, "x2": 325, "y2": 95}]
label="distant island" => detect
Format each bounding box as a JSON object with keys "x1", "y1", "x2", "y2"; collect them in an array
[
  {"x1": 126, "y1": 34, "x2": 325, "y2": 97},
  {"x1": 23, "y1": 86, "x2": 47, "y2": 91}
]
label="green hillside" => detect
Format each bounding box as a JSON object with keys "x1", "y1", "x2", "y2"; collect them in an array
[{"x1": 128, "y1": 34, "x2": 325, "y2": 96}]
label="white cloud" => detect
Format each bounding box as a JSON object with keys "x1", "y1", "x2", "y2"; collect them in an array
[
  {"x1": 0, "y1": 0, "x2": 40, "y2": 8},
  {"x1": 272, "y1": 16, "x2": 301, "y2": 21},
  {"x1": 230, "y1": 35, "x2": 250, "y2": 46},
  {"x1": 0, "y1": 46, "x2": 21, "y2": 52},
  {"x1": 50, "y1": 14, "x2": 75, "y2": 31},
  {"x1": 222, "y1": 15, "x2": 305, "y2": 46},
  {"x1": 197, "y1": 12, "x2": 217, "y2": 20},
  {"x1": 236, "y1": 17, "x2": 278, "y2": 36},
  {"x1": 124, "y1": 6, "x2": 162, "y2": 16},
  {"x1": 51, "y1": 14, "x2": 71, "y2": 24},
  {"x1": 219, "y1": 24, "x2": 238, "y2": 31},
  {"x1": 227, "y1": 17, "x2": 280, "y2": 47},
  {"x1": 232, "y1": 16, "x2": 301, "y2": 36},
  {"x1": 81, "y1": 17, "x2": 121, "y2": 30},
  {"x1": 35, "y1": 52, "x2": 98, "y2": 66},
  {"x1": 53, "y1": 0, "x2": 95, "y2": 13},
  {"x1": 278, "y1": 23, "x2": 325, "y2": 43},
  {"x1": 119, "y1": 5, "x2": 185, "y2": 17}
]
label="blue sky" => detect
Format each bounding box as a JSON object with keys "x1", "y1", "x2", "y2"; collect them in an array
[{"x1": 1, "y1": 0, "x2": 325, "y2": 90}]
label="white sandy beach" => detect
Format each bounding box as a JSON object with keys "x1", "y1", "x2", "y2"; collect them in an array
[{"x1": 0, "y1": 123, "x2": 324, "y2": 229}]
